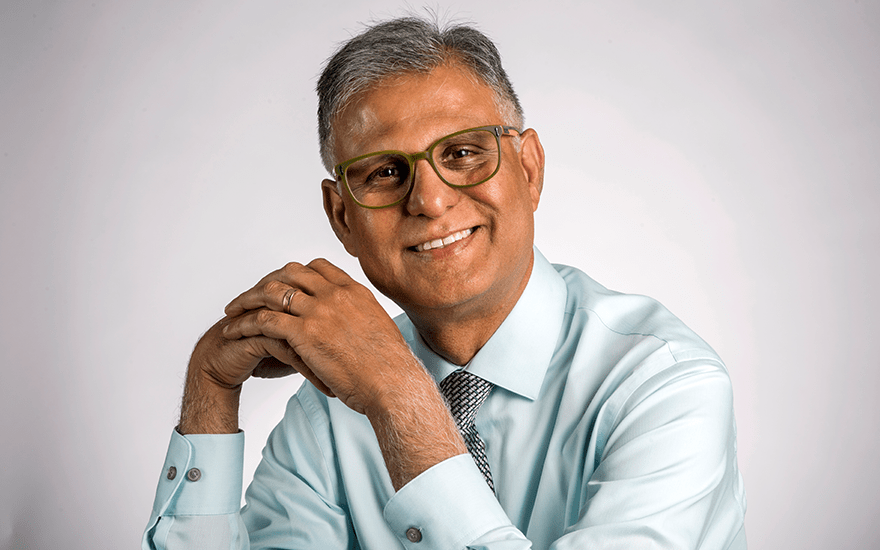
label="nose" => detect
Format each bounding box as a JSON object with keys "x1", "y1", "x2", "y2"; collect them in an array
[{"x1": 405, "y1": 159, "x2": 461, "y2": 218}]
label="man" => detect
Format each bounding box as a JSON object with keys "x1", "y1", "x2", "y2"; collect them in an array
[{"x1": 143, "y1": 16, "x2": 746, "y2": 550}]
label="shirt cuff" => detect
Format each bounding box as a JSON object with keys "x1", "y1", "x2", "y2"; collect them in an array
[
  {"x1": 150, "y1": 428, "x2": 244, "y2": 516},
  {"x1": 383, "y1": 454, "x2": 515, "y2": 548}
]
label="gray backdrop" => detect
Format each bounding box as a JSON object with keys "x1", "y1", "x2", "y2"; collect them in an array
[{"x1": 2, "y1": 1, "x2": 878, "y2": 548}]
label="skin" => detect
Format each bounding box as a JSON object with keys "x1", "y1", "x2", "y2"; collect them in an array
[{"x1": 179, "y1": 62, "x2": 546, "y2": 491}]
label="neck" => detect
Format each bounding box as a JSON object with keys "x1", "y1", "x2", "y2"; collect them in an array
[{"x1": 403, "y1": 255, "x2": 534, "y2": 366}]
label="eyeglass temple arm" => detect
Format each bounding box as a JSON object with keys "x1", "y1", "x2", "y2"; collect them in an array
[{"x1": 494, "y1": 125, "x2": 521, "y2": 137}]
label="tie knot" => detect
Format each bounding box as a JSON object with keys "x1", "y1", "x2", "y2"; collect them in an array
[{"x1": 439, "y1": 370, "x2": 493, "y2": 429}]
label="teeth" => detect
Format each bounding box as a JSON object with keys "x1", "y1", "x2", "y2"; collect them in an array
[{"x1": 415, "y1": 228, "x2": 473, "y2": 252}]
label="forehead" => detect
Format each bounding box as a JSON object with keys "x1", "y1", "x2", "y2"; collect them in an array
[{"x1": 333, "y1": 64, "x2": 502, "y2": 161}]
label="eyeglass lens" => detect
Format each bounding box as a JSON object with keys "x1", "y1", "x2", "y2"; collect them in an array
[{"x1": 344, "y1": 129, "x2": 500, "y2": 207}]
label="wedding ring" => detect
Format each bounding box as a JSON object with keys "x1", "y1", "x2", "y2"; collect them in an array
[{"x1": 282, "y1": 288, "x2": 298, "y2": 314}]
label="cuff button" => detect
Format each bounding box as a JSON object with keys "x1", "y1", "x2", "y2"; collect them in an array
[
  {"x1": 405, "y1": 527, "x2": 422, "y2": 543},
  {"x1": 186, "y1": 467, "x2": 202, "y2": 482},
  {"x1": 166, "y1": 466, "x2": 177, "y2": 480}
]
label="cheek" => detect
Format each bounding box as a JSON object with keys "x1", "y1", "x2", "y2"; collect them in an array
[
  {"x1": 339, "y1": 210, "x2": 376, "y2": 258},
  {"x1": 472, "y1": 178, "x2": 536, "y2": 227},
  {"x1": 346, "y1": 211, "x2": 398, "y2": 256}
]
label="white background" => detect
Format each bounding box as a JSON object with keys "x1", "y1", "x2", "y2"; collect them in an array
[{"x1": 2, "y1": 1, "x2": 878, "y2": 548}]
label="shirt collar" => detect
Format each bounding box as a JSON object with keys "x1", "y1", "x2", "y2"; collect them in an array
[{"x1": 399, "y1": 247, "x2": 568, "y2": 401}]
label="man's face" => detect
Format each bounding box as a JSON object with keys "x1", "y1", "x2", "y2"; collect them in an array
[{"x1": 322, "y1": 63, "x2": 545, "y2": 324}]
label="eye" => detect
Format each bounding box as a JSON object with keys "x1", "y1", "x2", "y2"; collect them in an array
[
  {"x1": 367, "y1": 164, "x2": 400, "y2": 183},
  {"x1": 435, "y1": 130, "x2": 498, "y2": 168},
  {"x1": 378, "y1": 166, "x2": 399, "y2": 178},
  {"x1": 359, "y1": 159, "x2": 408, "y2": 190},
  {"x1": 440, "y1": 143, "x2": 485, "y2": 162},
  {"x1": 437, "y1": 143, "x2": 492, "y2": 172},
  {"x1": 448, "y1": 146, "x2": 476, "y2": 159}
]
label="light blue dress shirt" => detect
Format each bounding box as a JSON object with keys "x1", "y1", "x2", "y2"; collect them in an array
[{"x1": 143, "y1": 249, "x2": 747, "y2": 549}]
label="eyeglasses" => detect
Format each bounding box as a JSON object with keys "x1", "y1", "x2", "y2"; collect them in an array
[{"x1": 334, "y1": 125, "x2": 520, "y2": 209}]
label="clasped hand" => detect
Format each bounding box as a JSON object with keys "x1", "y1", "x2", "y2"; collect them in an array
[{"x1": 192, "y1": 258, "x2": 421, "y2": 416}]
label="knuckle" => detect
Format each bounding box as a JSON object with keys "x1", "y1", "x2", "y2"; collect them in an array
[
  {"x1": 283, "y1": 261, "x2": 303, "y2": 273},
  {"x1": 255, "y1": 308, "x2": 276, "y2": 325},
  {"x1": 264, "y1": 279, "x2": 285, "y2": 295}
]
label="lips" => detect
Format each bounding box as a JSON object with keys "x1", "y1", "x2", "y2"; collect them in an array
[{"x1": 413, "y1": 228, "x2": 474, "y2": 252}]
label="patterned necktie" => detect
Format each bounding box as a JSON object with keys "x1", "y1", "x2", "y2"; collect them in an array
[{"x1": 439, "y1": 370, "x2": 495, "y2": 492}]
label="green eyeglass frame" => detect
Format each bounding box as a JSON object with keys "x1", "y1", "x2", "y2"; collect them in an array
[{"x1": 334, "y1": 124, "x2": 520, "y2": 209}]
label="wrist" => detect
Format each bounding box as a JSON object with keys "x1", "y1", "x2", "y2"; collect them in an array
[
  {"x1": 364, "y1": 357, "x2": 467, "y2": 490},
  {"x1": 363, "y1": 352, "x2": 436, "y2": 416},
  {"x1": 179, "y1": 366, "x2": 242, "y2": 434}
]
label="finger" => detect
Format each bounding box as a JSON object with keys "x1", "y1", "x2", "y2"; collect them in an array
[
  {"x1": 225, "y1": 262, "x2": 327, "y2": 317},
  {"x1": 274, "y1": 261, "x2": 335, "y2": 293},
  {"x1": 243, "y1": 337, "x2": 335, "y2": 397},
  {"x1": 236, "y1": 282, "x2": 311, "y2": 318},
  {"x1": 252, "y1": 337, "x2": 302, "y2": 376},
  {"x1": 250, "y1": 356, "x2": 297, "y2": 379},
  {"x1": 256, "y1": 339, "x2": 335, "y2": 397},
  {"x1": 222, "y1": 313, "x2": 338, "y2": 398},
  {"x1": 306, "y1": 257, "x2": 356, "y2": 287},
  {"x1": 224, "y1": 280, "x2": 294, "y2": 317},
  {"x1": 222, "y1": 308, "x2": 302, "y2": 342}
]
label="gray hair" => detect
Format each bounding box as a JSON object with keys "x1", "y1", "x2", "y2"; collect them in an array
[{"x1": 316, "y1": 16, "x2": 524, "y2": 174}]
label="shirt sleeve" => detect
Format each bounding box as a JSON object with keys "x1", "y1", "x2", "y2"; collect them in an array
[
  {"x1": 385, "y1": 359, "x2": 747, "y2": 550},
  {"x1": 384, "y1": 454, "x2": 527, "y2": 548},
  {"x1": 142, "y1": 429, "x2": 247, "y2": 550},
  {"x1": 239, "y1": 393, "x2": 360, "y2": 549}
]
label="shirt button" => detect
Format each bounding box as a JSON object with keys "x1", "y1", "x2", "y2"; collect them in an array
[
  {"x1": 405, "y1": 527, "x2": 422, "y2": 543},
  {"x1": 186, "y1": 467, "x2": 201, "y2": 482},
  {"x1": 166, "y1": 466, "x2": 177, "y2": 480}
]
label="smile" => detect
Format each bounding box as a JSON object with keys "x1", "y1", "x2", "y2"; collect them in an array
[{"x1": 414, "y1": 228, "x2": 474, "y2": 252}]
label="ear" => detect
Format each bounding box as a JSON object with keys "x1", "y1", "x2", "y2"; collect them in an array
[
  {"x1": 322, "y1": 178, "x2": 359, "y2": 257},
  {"x1": 516, "y1": 128, "x2": 545, "y2": 211}
]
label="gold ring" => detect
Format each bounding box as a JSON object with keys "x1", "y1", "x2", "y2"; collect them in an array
[{"x1": 282, "y1": 288, "x2": 298, "y2": 314}]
